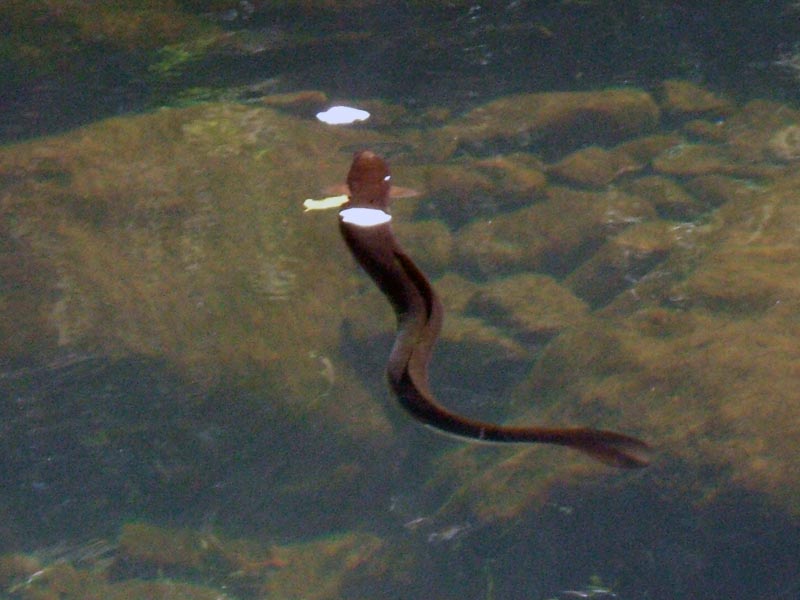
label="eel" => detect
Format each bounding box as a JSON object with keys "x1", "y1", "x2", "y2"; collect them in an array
[{"x1": 336, "y1": 151, "x2": 651, "y2": 468}]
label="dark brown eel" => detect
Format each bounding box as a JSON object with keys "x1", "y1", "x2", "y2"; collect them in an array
[{"x1": 338, "y1": 151, "x2": 651, "y2": 468}]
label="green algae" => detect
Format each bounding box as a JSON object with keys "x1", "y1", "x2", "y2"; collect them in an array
[
  {"x1": 401, "y1": 84, "x2": 800, "y2": 524},
  {"x1": 431, "y1": 162, "x2": 800, "y2": 519},
  {"x1": 3, "y1": 559, "x2": 229, "y2": 600},
  {"x1": 454, "y1": 185, "x2": 656, "y2": 278},
  {"x1": 0, "y1": 102, "x2": 399, "y2": 451},
  {"x1": 0, "y1": 0, "x2": 217, "y2": 91},
  {"x1": 5, "y1": 82, "x2": 800, "y2": 592},
  {"x1": 148, "y1": 35, "x2": 221, "y2": 79},
  {"x1": 436, "y1": 88, "x2": 661, "y2": 159},
  {"x1": 1, "y1": 523, "x2": 385, "y2": 600}
]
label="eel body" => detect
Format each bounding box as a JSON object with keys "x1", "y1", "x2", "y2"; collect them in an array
[{"x1": 338, "y1": 151, "x2": 650, "y2": 468}]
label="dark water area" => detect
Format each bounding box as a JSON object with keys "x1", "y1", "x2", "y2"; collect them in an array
[
  {"x1": 4, "y1": 2, "x2": 800, "y2": 600},
  {"x1": 3, "y1": 1, "x2": 800, "y2": 143},
  {"x1": 3, "y1": 342, "x2": 799, "y2": 600}
]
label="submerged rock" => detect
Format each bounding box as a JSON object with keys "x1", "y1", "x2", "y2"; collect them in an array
[
  {"x1": 0, "y1": 558, "x2": 226, "y2": 600},
  {"x1": 427, "y1": 158, "x2": 800, "y2": 523},
  {"x1": 259, "y1": 532, "x2": 384, "y2": 600},
  {"x1": 659, "y1": 79, "x2": 734, "y2": 117},
  {"x1": 0, "y1": 103, "x2": 393, "y2": 435},
  {"x1": 422, "y1": 154, "x2": 547, "y2": 227},
  {"x1": 437, "y1": 88, "x2": 660, "y2": 158},
  {"x1": 767, "y1": 124, "x2": 800, "y2": 162},
  {"x1": 7, "y1": 80, "x2": 800, "y2": 598},
  {"x1": 652, "y1": 142, "x2": 733, "y2": 176},
  {"x1": 624, "y1": 175, "x2": 704, "y2": 220},
  {"x1": 465, "y1": 273, "x2": 589, "y2": 344},
  {"x1": 682, "y1": 171, "x2": 800, "y2": 313},
  {"x1": 0, "y1": 103, "x2": 409, "y2": 543},
  {"x1": 684, "y1": 174, "x2": 758, "y2": 208},
  {"x1": 722, "y1": 99, "x2": 800, "y2": 164},
  {"x1": 564, "y1": 221, "x2": 674, "y2": 307},
  {"x1": 547, "y1": 145, "x2": 641, "y2": 188},
  {"x1": 455, "y1": 186, "x2": 656, "y2": 277}
]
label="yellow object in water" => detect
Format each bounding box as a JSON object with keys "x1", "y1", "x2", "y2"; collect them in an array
[{"x1": 302, "y1": 195, "x2": 348, "y2": 212}]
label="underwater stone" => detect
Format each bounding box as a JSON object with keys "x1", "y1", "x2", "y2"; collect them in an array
[
  {"x1": 659, "y1": 79, "x2": 734, "y2": 117},
  {"x1": 767, "y1": 124, "x2": 800, "y2": 162},
  {"x1": 437, "y1": 88, "x2": 660, "y2": 158},
  {"x1": 548, "y1": 145, "x2": 641, "y2": 188}
]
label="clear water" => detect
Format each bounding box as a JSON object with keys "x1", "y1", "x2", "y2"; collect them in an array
[{"x1": 2, "y1": 2, "x2": 800, "y2": 599}]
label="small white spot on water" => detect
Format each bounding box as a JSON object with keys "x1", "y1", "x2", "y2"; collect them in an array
[
  {"x1": 339, "y1": 207, "x2": 392, "y2": 227},
  {"x1": 315, "y1": 106, "x2": 370, "y2": 125}
]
